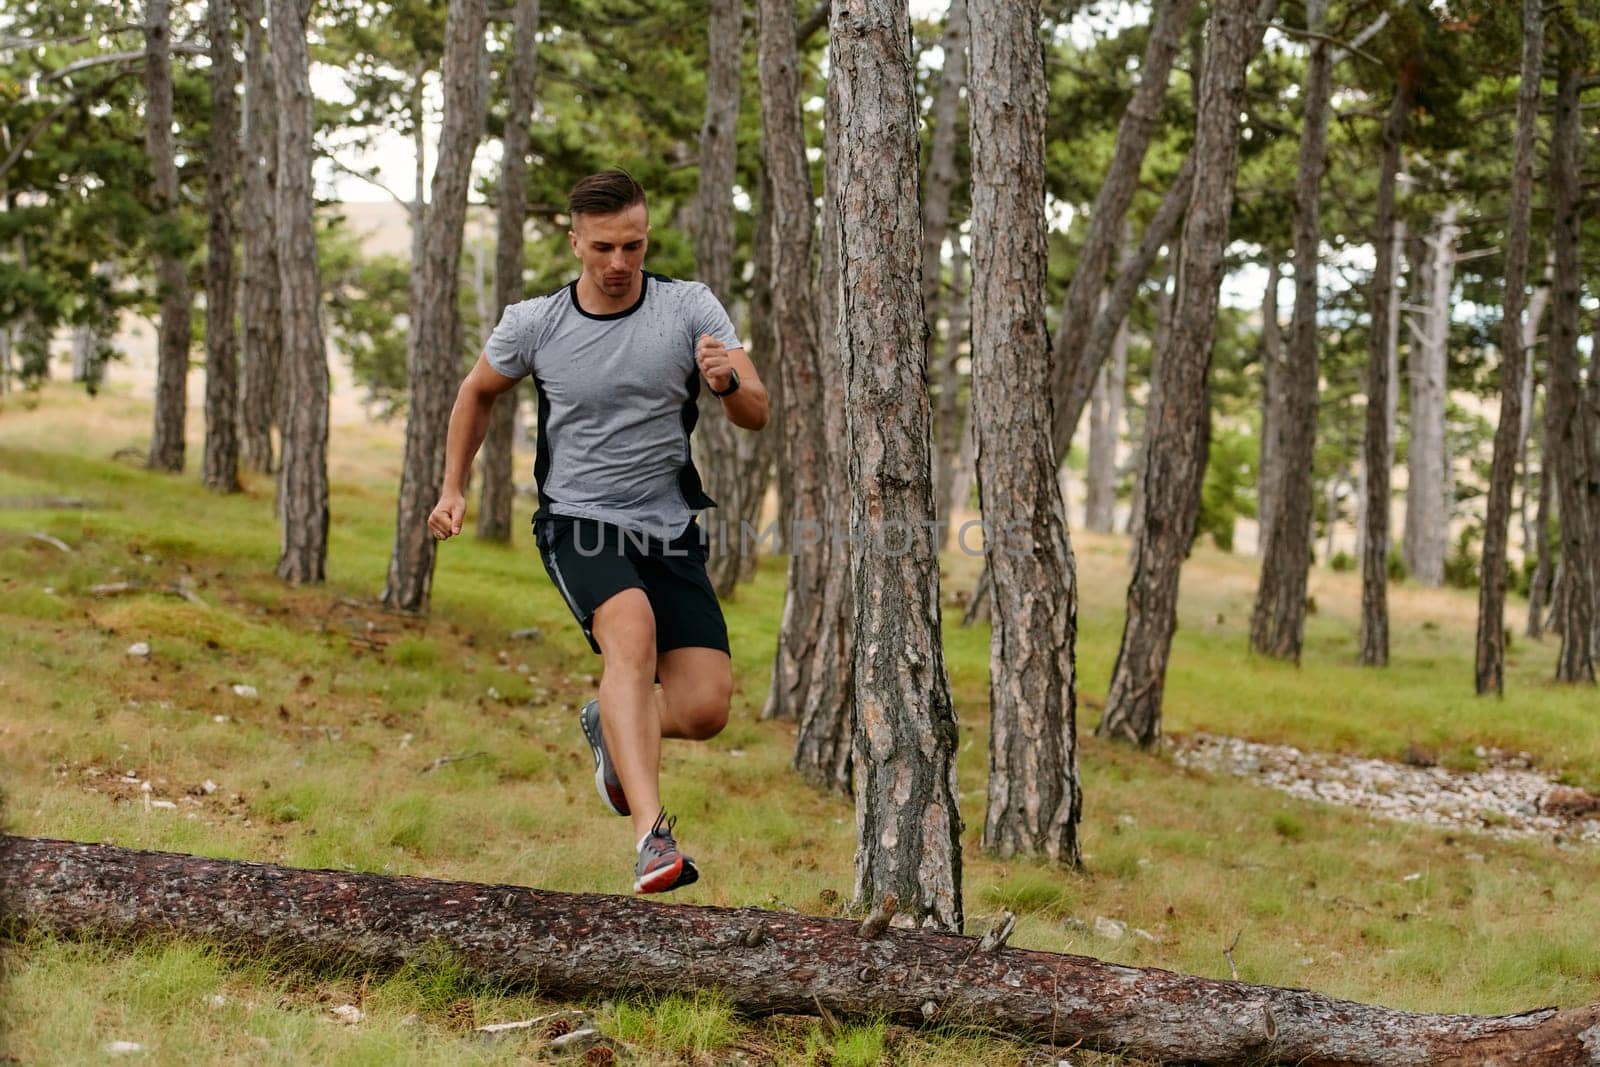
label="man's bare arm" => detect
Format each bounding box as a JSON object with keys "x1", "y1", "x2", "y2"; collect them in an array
[
  {"x1": 695, "y1": 337, "x2": 769, "y2": 431},
  {"x1": 428, "y1": 355, "x2": 523, "y2": 541}
]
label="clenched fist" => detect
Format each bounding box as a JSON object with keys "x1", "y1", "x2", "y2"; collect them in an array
[
  {"x1": 696, "y1": 334, "x2": 735, "y2": 394},
  {"x1": 428, "y1": 491, "x2": 466, "y2": 541}
]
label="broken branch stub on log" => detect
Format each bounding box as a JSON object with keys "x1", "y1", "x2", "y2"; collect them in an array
[{"x1": 3, "y1": 837, "x2": 1599, "y2": 1066}]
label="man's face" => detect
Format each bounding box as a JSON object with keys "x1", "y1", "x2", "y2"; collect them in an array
[{"x1": 568, "y1": 204, "x2": 649, "y2": 298}]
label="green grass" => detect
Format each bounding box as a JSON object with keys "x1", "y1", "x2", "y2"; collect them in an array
[{"x1": 3, "y1": 381, "x2": 1598, "y2": 1065}]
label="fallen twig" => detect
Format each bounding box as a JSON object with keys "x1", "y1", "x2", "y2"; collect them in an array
[
  {"x1": 1223, "y1": 929, "x2": 1243, "y2": 981},
  {"x1": 26, "y1": 531, "x2": 74, "y2": 552},
  {"x1": 422, "y1": 752, "x2": 487, "y2": 774}
]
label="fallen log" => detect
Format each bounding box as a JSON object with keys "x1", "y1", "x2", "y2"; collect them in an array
[{"x1": 3, "y1": 836, "x2": 1597, "y2": 1065}]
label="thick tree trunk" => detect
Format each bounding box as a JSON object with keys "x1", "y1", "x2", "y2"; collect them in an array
[
  {"x1": 1099, "y1": 0, "x2": 1266, "y2": 747},
  {"x1": 477, "y1": 0, "x2": 540, "y2": 545},
  {"x1": 969, "y1": 0, "x2": 1080, "y2": 866},
  {"x1": 271, "y1": 0, "x2": 329, "y2": 584},
  {"x1": 238, "y1": 0, "x2": 282, "y2": 476},
  {"x1": 382, "y1": 0, "x2": 488, "y2": 612},
  {"x1": 832, "y1": 0, "x2": 963, "y2": 930},
  {"x1": 1049, "y1": 0, "x2": 1198, "y2": 455},
  {"x1": 1403, "y1": 203, "x2": 1458, "y2": 587},
  {"x1": 1255, "y1": 257, "x2": 1284, "y2": 549},
  {"x1": 1476, "y1": 0, "x2": 1543, "y2": 695},
  {"x1": 694, "y1": 0, "x2": 747, "y2": 597},
  {"x1": 144, "y1": 0, "x2": 192, "y2": 474},
  {"x1": 934, "y1": 240, "x2": 970, "y2": 533},
  {"x1": 1085, "y1": 286, "x2": 1128, "y2": 535},
  {"x1": 202, "y1": 0, "x2": 242, "y2": 495},
  {"x1": 10, "y1": 838, "x2": 1600, "y2": 1066},
  {"x1": 759, "y1": 0, "x2": 830, "y2": 729},
  {"x1": 1358, "y1": 80, "x2": 1410, "y2": 668},
  {"x1": 1545, "y1": 47, "x2": 1595, "y2": 684},
  {"x1": 1250, "y1": 0, "x2": 1330, "y2": 661}
]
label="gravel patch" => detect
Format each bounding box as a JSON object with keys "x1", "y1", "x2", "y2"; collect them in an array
[{"x1": 1169, "y1": 732, "x2": 1600, "y2": 846}]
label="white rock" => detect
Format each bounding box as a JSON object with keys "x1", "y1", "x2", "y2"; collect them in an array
[
  {"x1": 1403, "y1": 872, "x2": 1422, "y2": 883},
  {"x1": 149, "y1": 800, "x2": 176, "y2": 810},
  {"x1": 207, "y1": 994, "x2": 227, "y2": 1007},
  {"x1": 231, "y1": 684, "x2": 258, "y2": 699},
  {"x1": 201, "y1": 779, "x2": 218, "y2": 794},
  {"x1": 212, "y1": 715, "x2": 229, "y2": 724},
  {"x1": 1092, "y1": 916, "x2": 1127, "y2": 940},
  {"x1": 102, "y1": 1041, "x2": 144, "y2": 1055},
  {"x1": 126, "y1": 642, "x2": 150, "y2": 658},
  {"x1": 330, "y1": 1004, "x2": 363, "y2": 1024}
]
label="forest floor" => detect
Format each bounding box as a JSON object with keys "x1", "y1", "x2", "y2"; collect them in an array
[{"x1": 2, "y1": 380, "x2": 1599, "y2": 1066}]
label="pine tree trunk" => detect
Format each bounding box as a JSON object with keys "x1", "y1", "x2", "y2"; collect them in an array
[
  {"x1": 1545, "y1": 46, "x2": 1595, "y2": 684},
  {"x1": 271, "y1": 0, "x2": 329, "y2": 584},
  {"x1": 477, "y1": 0, "x2": 540, "y2": 545},
  {"x1": 1250, "y1": 0, "x2": 1329, "y2": 661},
  {"x1": 1517, "y1": 278, "x2": 1551, "y2": 576},
  {"x1": 1528, "y1": 414, "x2": 1555, "y2": 639},
  {"x1": 969, "y1": 0, "x2": 1081, "y2": 865},
  {"x1": 759, "y1": 0, "x2": 831, "y2": 731},
  {"x1": 1049, "y1": 0, "x2": 1198, "y2": 455},
  {"x1": 202, "y1": 0, "x2": 242, "y2": 494},
  {"x1": 1084, "y1": 293, "x2": 1127, "y2": 535},
  {"x1": 238, "y1": 0, "x2": 282, "y2": 475},
  {"x1": 735, "y1": 170, "x2": 779, "y2": 584},
  {"x1": 832, "y1": 0, "x2": 963, "y2": 930},
  {"x1": 1098, "y1": 0, "x2": 1265, "y2": 747},
  {"x1": 1255, "y1": 257, "x2": 1284, "y2": 549},
  {"x1": 934, "y1": 241, "x2": 970, "y2": 534},
  {"x1": 920, "y1": 0, "x2": 968, "y2": 346},
  {"x1": 383, "y1": 0, "x2": 488, "y2": 613},
  {"x1": 1358, "y1": 81, "x2": 1410, "y2": 668},
  {"x1": 1476, "y1": 0, "x2": 1543, "y2": 695},
  {"x1": 144, "y1": 0, "x2": 192, "y2": 474},
  {"x1": 1403, "y1": 203, "x2": 1458, "y2": 587}
]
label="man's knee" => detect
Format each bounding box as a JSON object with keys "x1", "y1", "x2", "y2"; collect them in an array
[
  {"x1": 680, "y1": 678, "x2": 732, "y2": 740},
  {"x1": 592, "y1": 591, "x2": 656, "y2": 675}
]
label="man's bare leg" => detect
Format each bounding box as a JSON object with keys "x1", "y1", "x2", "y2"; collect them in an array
[
  {"x1": 590, "y1": 589, "x2": 664, "y2": 842},
  {"x1": 655, "y1": 646, "x2": 732, "y2": 741}
]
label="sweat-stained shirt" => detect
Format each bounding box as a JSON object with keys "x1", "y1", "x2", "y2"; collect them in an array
[{"x1": 482, "y1": 271, "x2": 741, "y2": 539}]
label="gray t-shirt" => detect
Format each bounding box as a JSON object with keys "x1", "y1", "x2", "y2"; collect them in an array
[{"x1": 483, "y1": 272, "x2": 741, "y2": 538}]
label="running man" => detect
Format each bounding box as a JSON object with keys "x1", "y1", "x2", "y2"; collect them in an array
[{"x1": 427, "y1": 169, "x2": 769, "y2": 894}]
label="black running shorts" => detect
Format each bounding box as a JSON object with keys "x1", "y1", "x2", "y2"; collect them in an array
[{"x1": 534, "y1": 515, "x2": 730, "y2": 656}]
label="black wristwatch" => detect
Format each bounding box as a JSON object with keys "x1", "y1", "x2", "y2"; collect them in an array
[{"x1": 711, "y1": 369, "x2": 741, "y2": 398}]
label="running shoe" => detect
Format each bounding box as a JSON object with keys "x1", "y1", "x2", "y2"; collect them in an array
[
  {"x1": 634, "y1": 809, "x2": 700, "y2": 894},
  {"x1": 579, "y1": 698, "x2": 629, "y2": 816}
]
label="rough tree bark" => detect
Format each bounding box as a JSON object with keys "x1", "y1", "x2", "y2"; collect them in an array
[
  {"x1": 238, "y1": 0, "x2": 282, "y2": 475},
  {"x1": 832, "y1": 0, "x2": 963, "y2": 929},
  {"x1": 1517, "y1": 271, "x2": 1552, "y2": 578},
  {"x1": 968, "y1": 0, "x2": 1080, "y2": 865},
  {"x1": 1255, "y1": 256, "x2": 1284, "y2": 549},
  {"x1": 144, "y1": 0, "x2": 192, "y2": 474},
  {"x1": 759, "y1": 0, "x2": 830, "y2": 730},
  {"x1": 1050, "y1": 0, "x2": 1198, "y2": 454},
  {"x1": 1545, "y1": 44, "x2": 1595, "y2": 684},
  {"x1": 1403, "y1": 203, "x2": 1459, "y2": 587},
  {"x1": 1098, "y1": 0, "x2": 1268, "y2": 748},
  {"x1": 1358, "y1": 76, "x2": 1411, "y2": 668},
  {"x1": 202, "y1": 0, "x2": 242, "y2": 495},
  {"x1": 271, "y1": 0, "x2": 329, "y2": 584},
  {"x1": 790, "y1": 85, "x2": 854, "y2": 793},
  {"x1": 694, "y1": 0, "x2": 747, "y2": 597},
  {"x1": 9, "y1": 838, "x2": 1600, "y2": 1065},
  {"x1": 477, "y1": 0, "x2": 541, "y2": 544},
  {"x1": 1085, "y1": 283, "x2": 1129, "y2": 535},
  {"x1": 1476, "y1": 0, "x2": 1542, "y2": 695},
  {"x1": 1250, "y1": 0, "x2": 1330, "y2": 662},
  {"x1": 382, "y1": 0, "x2": 488, "y2": 612}
]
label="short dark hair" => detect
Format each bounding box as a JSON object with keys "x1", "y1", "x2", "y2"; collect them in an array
[{"x1": 568, "y1": 169, "x2": 646, "y2": 220}]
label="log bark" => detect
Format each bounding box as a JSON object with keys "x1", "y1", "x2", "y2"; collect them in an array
[
  {"x1": 144, "y1": 0, "x2": 192, "y2": 475},
  {"x1": 238, "y1": 0, "x2": 282, "y2": 476},
  {"x1": 7, "y1": 837, "x2": 1600, "y2": 1066},
  {"x1": 1476, "y1": 0, "x2": 1543, "y2": 695},
  {"x1": 477, "y1": 0, "x2": 541, "y2": 545},
  {"x1": 1250, "y1": 0, "x2": 1329, "y2": 661},
  {"x1": 831, "y1": 0, "x2": 963, "y2": 929},
  {"x1": 1358, "y1": 77, "x2": 1411, "y2": 668},
  {"x1": 202, "y1": 0, "x2": 242, "y2": 495},
  {"x1": 1545, "y1": 44, "x2": 1595, "y2": 684},
  {"x1": 383, "y1": 0, "x2": 488, "y2": 612},
  {"x1": 271, "y1": 0, "x2": 329, "y2": 585},
  {"x1": 969, "y1": 0, "x2": 1081, "y2": 865},
  {"x1": 1098, "y1": 0, "x2": 1267, "y2": 748},
  {"x1": 1404, "y1": 203, "x2": 1459, "y2": 588}
]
